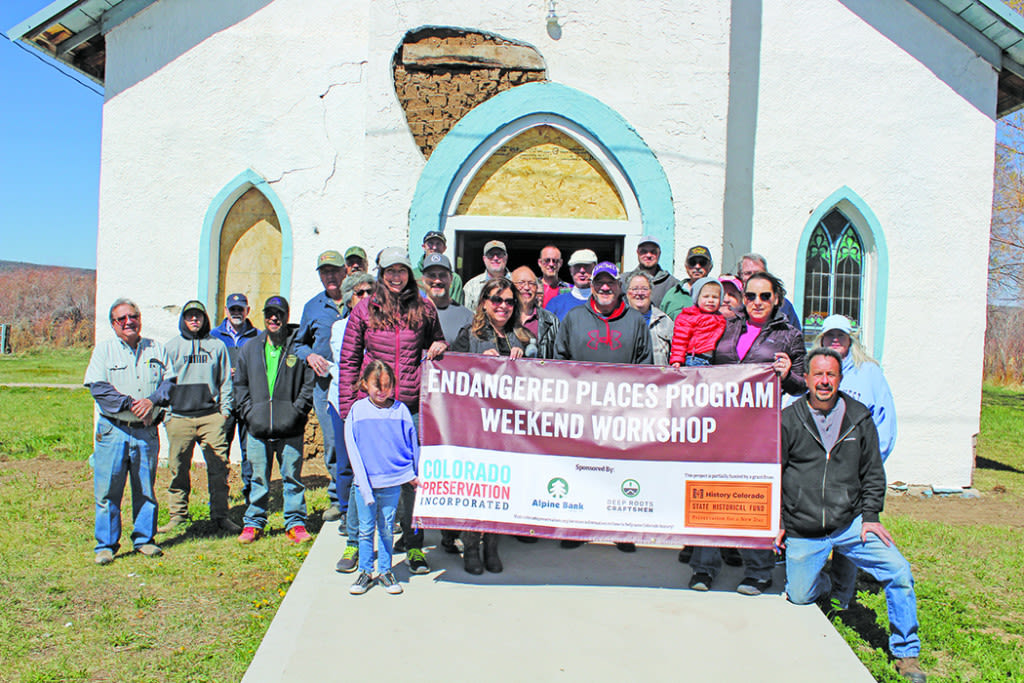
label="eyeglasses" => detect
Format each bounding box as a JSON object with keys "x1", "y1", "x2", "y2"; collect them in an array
[
  {"x1": 513, "y1": 281, "x2": 537, "y2": 289},
  {"x1": 744, "y1": 292, "x2": 773, "y2": 302},
  {"x1": 353, "y1": 289, "x2": 373, "y2": 297},
  {"x1": 627, "y1": 287, "x2": 651, "y2": 294},
  {"x1": 539, "y1": 258, "x2": 562, "y2": 264},
  {"x1": 485, "y1": 252, "x2": 506, "y2": 260},
  {"x1": 739, "y1": 269, "x2": 760, "y2": 279},
  {"x1": 687, "y1": 259, "x2": 709, "y2": 268},
  {"x1": 486, "y1": 295, "x2": 516, "y2": 307},
  {"x1": 570, "y1": 264, "x2": 593, "y2": 272},
  {"x1": 113, "y1": 313, "x2": 140, "y2": 326},
  {"x1": 264, "y1": 311, "x2": 284, "y2": 320}
]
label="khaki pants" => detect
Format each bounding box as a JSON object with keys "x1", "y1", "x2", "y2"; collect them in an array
[{"x1": 164, "y1": 412, "x2": 231, "y2": 520}]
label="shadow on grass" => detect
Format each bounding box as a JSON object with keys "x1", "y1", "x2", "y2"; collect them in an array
[
  {"x1": 976, "y1": 456, "x2": 1024, "y2": 474},
  {"x1": 981, "y1": 389, "x2": 1024, "y2": 409},
  {"x1": 157, "y1": 473, "x2": 331, "y2": 549}
]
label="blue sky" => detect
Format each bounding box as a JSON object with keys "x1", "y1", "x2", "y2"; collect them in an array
[{"x1": 1, "y1": 0, "x2": 102, "y2": 270}]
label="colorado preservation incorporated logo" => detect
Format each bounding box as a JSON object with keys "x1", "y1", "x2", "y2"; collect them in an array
[{"x1": 620, "y1": 479, "x2": 640, "y2": 498}]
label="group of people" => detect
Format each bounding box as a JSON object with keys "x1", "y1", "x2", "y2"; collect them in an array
[{"x1": 83, "y1": 232, "x2": 923, "y2": 681}]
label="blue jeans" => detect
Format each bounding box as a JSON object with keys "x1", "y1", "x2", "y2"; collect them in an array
[
  {"x1": 328, "y1": 405, "x2": 353, "y2": 515},
  {"x1": 313, "y1": 385, "x2": 338, "y2": 507},
  {"x1": 685, "y1": 354, "x2": 712, "y2": 367},
  {"x1": 785, "y1": 515, "x2": 920, "y2": 658},
  {"x1": 690, "y1": 546, "x2": 775, "y2": 582},
  {"x1": 90, "y1": 416, "x2": 159, "y2": 553},
  {"x1": 244, "y1": 434, "x2": 306, "y2": 530},
  {"x1": 353, "y1": 485, "x2": 401, "y2": 574}
]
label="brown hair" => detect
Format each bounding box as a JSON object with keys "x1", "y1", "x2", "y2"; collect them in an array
[
  {"x1": 469, "y1": 278, "x2": 533, "y2": 345},
  {"x1": 365, "y1": 265, "x2": 428, "y2": 330},
  {"x1": 358, "y1": 359, "x2": 396, "y2": 392}
]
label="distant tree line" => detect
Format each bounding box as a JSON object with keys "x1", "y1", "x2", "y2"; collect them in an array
[{"x1": 0, "y1": 262, "x2": 95, "y2": 351}]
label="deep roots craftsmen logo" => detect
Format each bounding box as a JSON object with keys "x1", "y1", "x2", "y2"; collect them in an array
[
  {"x1": 547, "y1": 477, "x2": 569, "y2": 499},
  {"x1": 620, "y1": 479, "x2": 640, "y2": 498}
]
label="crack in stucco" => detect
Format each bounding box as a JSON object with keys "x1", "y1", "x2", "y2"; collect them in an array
[{"x1": 266, "y1": 165, "x2": 318, "y2": 184}]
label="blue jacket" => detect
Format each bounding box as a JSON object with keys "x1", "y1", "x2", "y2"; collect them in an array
[
  {"x1": 295, "y1": 291, "x2": 345, "y2": 389},
  {"x1": 839, "y1": 354, "x2": 897, "y2": 461},
  {"x1": 210, "y1": 318, "x2": 259, "y2": 373},
  {"x1": 545, "y1": 289, "x2": 589, "y2": 321}
]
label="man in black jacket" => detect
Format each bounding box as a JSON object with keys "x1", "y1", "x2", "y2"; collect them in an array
[
  {"x1": 234, "y1": 296, "x2": 316, "y2": 545},
  {"x1": 777, "y1": 347, "x2": 925, "y2": 683}
]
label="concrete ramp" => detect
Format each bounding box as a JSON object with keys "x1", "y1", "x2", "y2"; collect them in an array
[{"x1": 243, "y1": 526, "x2": 874, "y2": 683}]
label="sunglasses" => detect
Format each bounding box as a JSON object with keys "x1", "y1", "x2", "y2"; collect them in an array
[
  {"x1": 486, "y1": 295, "x2": 516, "y2": 307},
  {"x1": 113, "y1": 313, "x2": 140, "y2": 325},
  {"x1": 539, "y1": 258, "x2": 562, "y2": 264},
  {"x1": 687, "y1": 259, "x2": 709, "y2": 268},
  {"x1": 353, "y1": 289, "x2": 373, "y2": 297},
  {"x1": 264, "y1": 310, "x2": 284, "y2": 320},
  {"x1": 744, "y1": 291, "x2": 774, "y2": 302}
]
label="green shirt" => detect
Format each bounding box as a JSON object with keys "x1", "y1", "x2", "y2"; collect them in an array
[{"x1": 265, "y1": 341, "x2": 284, "y2": 393}]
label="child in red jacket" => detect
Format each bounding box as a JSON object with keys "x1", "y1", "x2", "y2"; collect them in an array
[{"x1": 669, "y1": 278, "x2": 727, "y2": 367}]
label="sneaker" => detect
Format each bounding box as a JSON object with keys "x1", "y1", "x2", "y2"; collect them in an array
[
  {"x1": 215, "y1": 517, "x2": 242, "y2": 534},
  {"x1": 349, "y1": 571, "x2": 374, "y2": 595},
  {"x1": 158, "y1": 516, "x2": 189, "y2": 533},
  {"x1": 560, "y1": 540, "x2": 585, "y2": 549},
  {"x1": 895, "y1": 657, "x2": 927, "y2": 683},
  {"x1": 335, "y1": 545, "x2": 359, "y2": 573},
  {"x1": 323, "y1": 505, "x2": 342, "y2": 522},
  {"x1": 615, "y1": 542, "x2": 636, "y2": 553},
  {"x1": 736, "y1": 577, "x2": 773, "y2": 596},
  {"x1": 688, "y1": 572, "x2": 713, "y2": 592},
  {"x1": 237, "y1": 526, "x2": 262, "y2": 544},
  {"x1": 406, "y1": 547, "x2": 430, "y2": 574},
  {"x1": 137, "y1": 543, "x2": 163, "y2": 557},
  {"x1": 285, "y1": 525, "x2": 313, "y2": 544},
  {"x1": 94, "y1": 549, "x2": 114, "y2": 566},
  {"x1": 440, "y1": 531, "x2": 462, "y2": 554},
  {"x1": 378, "y1": 571, "x2": 404, "y2": 595}
]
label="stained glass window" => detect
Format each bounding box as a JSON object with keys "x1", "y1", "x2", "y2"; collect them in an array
[{"x1": 802, "y1": 209, "x2": 863, "y2": 343}]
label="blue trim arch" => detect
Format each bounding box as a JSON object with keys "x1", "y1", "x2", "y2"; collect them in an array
[
  {"x1": 408, "y1": 82, "x2": 675, "y2": 267},
  {"x1": 198, "y1": 169, "x2": 293, "y2": 308},
  {"x1": 793, "y1": 186, "x2": 889, "y2": 359}
]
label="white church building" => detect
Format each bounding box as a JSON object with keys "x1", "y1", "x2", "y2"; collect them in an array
[{"x1": 12, "y1": 0, "x2": 1024, "y2": 488}]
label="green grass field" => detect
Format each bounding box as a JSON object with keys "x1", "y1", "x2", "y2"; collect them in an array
[
  {"x1": 0, "y1": 347, "x2": 91, "y2": 385},
  {"x1": 1, "y1": 347, "x2": 1022, "y2": 681}
]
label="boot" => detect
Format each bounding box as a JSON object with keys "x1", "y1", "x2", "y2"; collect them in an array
[
  {"x1": 483, "y1": 534, "x2": 503, "y2": 573},
  {"x1": 462, "y1": 532, "x2": 484, "y2": 575}
]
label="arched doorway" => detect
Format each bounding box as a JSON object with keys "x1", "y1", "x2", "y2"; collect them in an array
[{"x1": 198, "y1": 170, "x2": 293, "y2": 316}]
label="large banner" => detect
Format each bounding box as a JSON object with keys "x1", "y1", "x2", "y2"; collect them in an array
[{"x1": 414, "y1": 354, "x2": 781, "y2": 548}]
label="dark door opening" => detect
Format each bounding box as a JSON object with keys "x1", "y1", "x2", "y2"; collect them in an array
[{"x1": 454, "y1": 231, "x2": 625, "y2": 284}]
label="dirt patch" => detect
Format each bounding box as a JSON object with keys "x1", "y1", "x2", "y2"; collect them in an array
[{"x1": 884, "y1": 491, "x2": 1024, "y2": 527}]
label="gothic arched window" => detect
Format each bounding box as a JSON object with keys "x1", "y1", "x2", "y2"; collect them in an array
[{"x1": 802, "y1": 209, "x2": 864, "y2": 339}]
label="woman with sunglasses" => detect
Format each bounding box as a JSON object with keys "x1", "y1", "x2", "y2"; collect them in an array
[
  {"x1": 688, "y1": 270, "x2": 805, "y2": 596},
  {"x1": 450, "y1": 277, "x2": 537, "y2": 574},
  {"x1": 337, "y1": 248, "x2": 446, "y2": 576}
]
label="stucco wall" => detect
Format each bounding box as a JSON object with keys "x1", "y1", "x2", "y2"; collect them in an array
[
  {"x1": 95, "y1": 0, "x2": 730, "y2": 342},
  {"x1": 92, "y1": 0, "x2": 998, "y2": 487},
  {"x1": 754, "y1": 0, "x2": 997, "y2": 486}
]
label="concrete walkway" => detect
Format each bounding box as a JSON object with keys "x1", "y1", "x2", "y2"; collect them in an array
[{"x1": 243, "y1": 525, "x2": 875, "y2": 683}]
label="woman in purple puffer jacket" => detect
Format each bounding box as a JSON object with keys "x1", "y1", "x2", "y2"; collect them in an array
[{"x1": 337, "y1": 247, "x2": 446, "y2": 575}]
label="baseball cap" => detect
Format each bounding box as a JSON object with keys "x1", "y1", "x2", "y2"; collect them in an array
[
  {"x1": 483, "y1": 240, "x2": 507, "y2": 255},
  {"x1": 423, "y1": 230, "x2": 447, "y2": 244},
  {"x1": 344, "y1": 246, "x2": 367, "y2": 260},
  {"x1": 591, "y1": 262, "x2": 619, "y2": 279},
  {"x1": 568, "y1": 249, "x2": 598, "y2": 266},
  {"x1": 422, "y1": 253, "x2": 452, "y2": 272},
  {"x1": 317, "y1": 250, "x2": 344, "y2": 269},
  {"x1": 638, "y1": 235, "x2": 660, "y2": 248},
  {"x1": 820, "y1": 314, "x2": 854, "y2": 335},
  {"x1": 263, "y1": 295, "x2": 290, "y2": 316},
  {"x1": 225, "y1": 293, "x2": 248, "y2": 308},
  {"x1": 686, "y1": 245, "x2": 713, "y2": 266},
  {"x1": 377, "y1": 247, "x2": 413, "y2": 270},
  {"x1": 182, "y1": 300, "x2": 207, "y2": 315}
]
